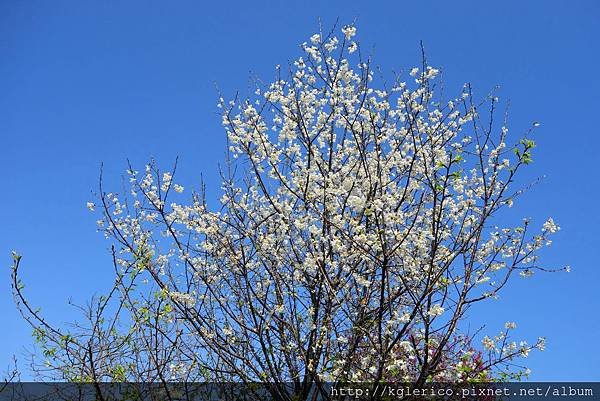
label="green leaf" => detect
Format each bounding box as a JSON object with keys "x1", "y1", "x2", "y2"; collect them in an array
[{"x1": 522, "y1": 152, "x2": 533, "y2": 164}]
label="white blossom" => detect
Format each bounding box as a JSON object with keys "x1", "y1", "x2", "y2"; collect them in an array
[
  {"x1": 341, "y1": 25, "x2": 356, "y2": 40},
  {"x1": 427, "y1": 304, "x2": 445, "y2": 317},
  {"x1": 542, "y1": 218, "x2": 559, "y2": 233}
]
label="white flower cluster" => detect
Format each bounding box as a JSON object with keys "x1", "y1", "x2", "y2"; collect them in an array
[{"x1": 89, "y1": 25, "x2": 561, "y2": 383}]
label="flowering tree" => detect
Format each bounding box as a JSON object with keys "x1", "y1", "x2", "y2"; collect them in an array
[{"x1": 12, "y1": 24, "x2": 564, "y2": 398}]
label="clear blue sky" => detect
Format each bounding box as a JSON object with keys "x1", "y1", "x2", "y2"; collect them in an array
[{"x1": 1, "y1": 0, "x2": 598, "y2": 381}]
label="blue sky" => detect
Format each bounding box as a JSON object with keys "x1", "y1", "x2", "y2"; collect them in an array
[{"x1": 1, "y1": 0, "x2": 599, "y2": 381}]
